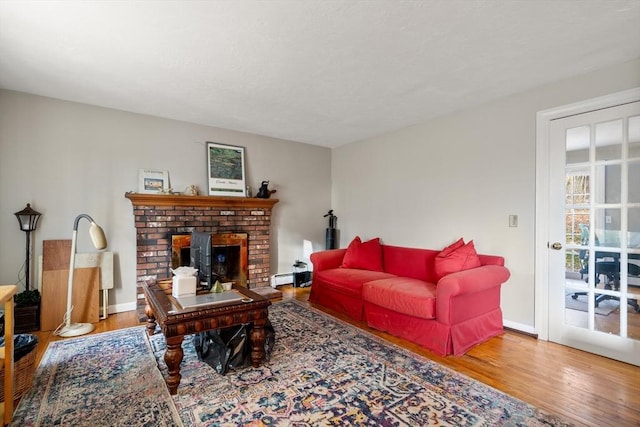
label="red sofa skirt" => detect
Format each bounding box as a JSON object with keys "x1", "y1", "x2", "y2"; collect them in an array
[
  {"x1": 308, "y1": 282, "x2": 366, "y2": 321},
  {"x1": 364, "y1": 302, "x2": 504, "y2": 356}
]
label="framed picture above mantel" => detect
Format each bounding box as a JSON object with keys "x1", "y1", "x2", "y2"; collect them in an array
[{"x1": 206, "y1": 142, "x2": 246, "y2": 197}]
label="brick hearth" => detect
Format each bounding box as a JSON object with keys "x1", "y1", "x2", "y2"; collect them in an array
[{"x1": 125, "y1": 192, "x2": 279, "y2": 319}]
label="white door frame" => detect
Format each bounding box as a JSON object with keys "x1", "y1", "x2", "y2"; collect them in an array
[{"x1": 534, "y1": 87, "x2": 640, "y2": 340}]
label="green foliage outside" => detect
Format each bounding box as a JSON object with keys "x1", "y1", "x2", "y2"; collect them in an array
[{"x1": 565, "y1": 174, "x2": 590, "y2": 272}]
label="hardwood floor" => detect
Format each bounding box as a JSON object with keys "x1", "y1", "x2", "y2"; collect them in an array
[{"x1": 30, "y1": 286, "x2": 640, "y2": 426}]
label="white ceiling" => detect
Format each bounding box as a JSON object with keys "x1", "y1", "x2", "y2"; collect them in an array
[{"x1": 1, "y1": 1, "x2": 639, "y2": 148}]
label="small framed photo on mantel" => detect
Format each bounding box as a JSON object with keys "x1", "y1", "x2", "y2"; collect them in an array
[
  {"x1": 138, "y1": 169, "x2": 170, "y2": 194},
  {"x1": 206, "y1": 142, "x2": 246, "y2": 197}
]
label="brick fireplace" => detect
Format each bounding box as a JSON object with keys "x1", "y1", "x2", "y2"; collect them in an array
[{"x1": 125, "y1": 192, "x2": 278, "y2": 318}]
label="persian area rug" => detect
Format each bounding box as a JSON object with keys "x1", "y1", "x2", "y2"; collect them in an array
[
  {"x1": 11, "y1": 326, "x2": 182, "y2": 427},
  {"x1": 565, "y1": 293, "x2": 619, "y2": 315},
  {"x1": 12, "y1": 301, "x2": 573, "y2": 426},
  {"x1": 152, "y1": 300, "x2": 572, "y2": 427}
]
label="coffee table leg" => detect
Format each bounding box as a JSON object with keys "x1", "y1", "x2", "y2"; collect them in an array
[
  {"x1": 165, "y1": 336, "x2": 184, "y2": 395},
  {"x1": 250, "y1": 321, "x2": 266, "y2": 368},
  {"x1": 145, "y1": 303, "x2": 156, "y2": 335}
]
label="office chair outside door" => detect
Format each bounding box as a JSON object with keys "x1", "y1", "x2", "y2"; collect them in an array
[{"x1": 592, "y1": 261, "x2": 640, "y2": 312}]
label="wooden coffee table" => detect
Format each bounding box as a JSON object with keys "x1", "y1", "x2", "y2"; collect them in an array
[{"x1": 142, "y1": 280, "x2": 271, "y2": 394}]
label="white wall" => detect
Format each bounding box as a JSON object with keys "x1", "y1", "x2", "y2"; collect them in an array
[
  {"x1": 332, "y1": 59, "x2": 640, "y2": 330},
  {"x1": 0, "y1": 90, "x2": 331, "y2": 312}
]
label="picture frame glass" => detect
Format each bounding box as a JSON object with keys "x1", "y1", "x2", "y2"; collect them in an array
[{"x1": 207, "y1": 142, "x2": 246, "y2": 197}]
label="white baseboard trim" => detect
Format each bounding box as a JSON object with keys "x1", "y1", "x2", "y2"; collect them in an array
[
  {"x1": 108, "y1": 301, "x2": 137, "y2": 315},
  {"x1": 270, "y1": 272, "x2": 293, "y2": 287},
  {"x1": 503, "y1": 319, "x2": 537, "y2": 337}
]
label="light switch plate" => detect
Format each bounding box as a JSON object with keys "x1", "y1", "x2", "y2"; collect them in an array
[{"x1": 509, "y1": 215, "x2": 518, "y2": 227}]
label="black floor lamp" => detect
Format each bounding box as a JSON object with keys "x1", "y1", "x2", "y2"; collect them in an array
[{"x1": 14, "y1": 203, "x2": 42, "y2": 291}]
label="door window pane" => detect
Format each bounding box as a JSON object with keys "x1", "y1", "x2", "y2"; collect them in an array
[
  {"x1": 629, "y1": 161, "x2": 640, "y2": 203},
  {"x1": 566, "y1": 173, "x2": 589, "y2": 205},
  {"x1": 629, "y1": 115, "x2": 640, "y2": 159},
  {"x1": 593, "y1": 164, "x2": 621, "y2": 204},
  {"x1": 566, "y1": 126, "x2": 590, "y2": 164},
  {"x1": 564, "y1": 288, "x2": 590, "y2": 329},
  {"x1": 629, "y1": 207, "x2": 640, "y2": 249},
  {"x1": 566, "y1": 209, "x2": 590, "y2": 245},
  {"x1": 566, "y1": 248, "x2": 584, "y2": 276},
  {"x1": 627, "y1": 307, "x2": 639, "y2": 340},
  {"x1": 594, "y1": 208, "x2": 621, "y2": 246},
  {"x1": 596, "y1": 119, "x2": 622, "y2": 161}
]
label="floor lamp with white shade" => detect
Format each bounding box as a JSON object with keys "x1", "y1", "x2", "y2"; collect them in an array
[{"x1": 54, "y1": 214, "x2": 107, "y2": 338}]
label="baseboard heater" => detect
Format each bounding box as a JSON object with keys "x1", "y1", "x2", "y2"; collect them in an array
[{"x1": 270, "y1": 273, "x2": 293, "y2": 288}]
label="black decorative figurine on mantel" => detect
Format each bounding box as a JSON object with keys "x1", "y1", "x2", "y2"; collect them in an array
[{"x1": 255, "y1": 180, "x2": 276, "y2": 198}]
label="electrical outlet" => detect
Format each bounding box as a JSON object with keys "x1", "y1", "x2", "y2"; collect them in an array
[{"x1": 509, "y1": 215, "x2": 518, "y2": 227}]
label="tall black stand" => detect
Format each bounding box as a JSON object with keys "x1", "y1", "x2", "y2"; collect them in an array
[
  {"x1": 24, "y1": 230, "x2": 32, "y2": 291},
  {"x1": 14, "y1": 203, "x2": 42, "y2": 292},
  {"x1": 324, "y1": 210, "x2": 338, "y2": 250}
]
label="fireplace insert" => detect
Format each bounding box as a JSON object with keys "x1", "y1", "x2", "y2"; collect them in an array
[{"x1": 172, "y1": 232, "x2": 248, "y2": 289}]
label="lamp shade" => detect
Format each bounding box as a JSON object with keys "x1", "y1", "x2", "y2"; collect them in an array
[
  {"x1": 71, "y1": 214, "x2": 108, "y2": 249},
  {"x1": 14, "y1": 203, "x2": 42, "y2": 232}
]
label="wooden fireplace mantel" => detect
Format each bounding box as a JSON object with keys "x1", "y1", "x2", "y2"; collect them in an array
[{"x1": 125, "y1": 192, "x2": 279, "y2": 209}]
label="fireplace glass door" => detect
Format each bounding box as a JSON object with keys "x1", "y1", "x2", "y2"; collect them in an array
[{"x1": 171, "y1": 232, "x2": 248, "y2": 288}]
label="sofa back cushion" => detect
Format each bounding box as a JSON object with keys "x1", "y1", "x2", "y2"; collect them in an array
[
  {"x1": 434, "y1": 240, "x2": 482, "y2": 281},
  {"x1": 382, "y1": 245, "x2": 440, "y2": 283},
  {"x1": 382, "y1": 244, "x2": 505, "y2": 282},
  {"x1": 341, "y1": 236, "x2": 384, "y2": 272}
]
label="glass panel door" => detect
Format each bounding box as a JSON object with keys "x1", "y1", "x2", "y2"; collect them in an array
[{"x1": 548, "y1": 101, "x2": 640, "y2": 366}]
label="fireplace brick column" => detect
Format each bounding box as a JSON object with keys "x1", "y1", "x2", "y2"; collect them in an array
[{"x1": 125, "y1": 193, "x2": 279, "y2": 319}]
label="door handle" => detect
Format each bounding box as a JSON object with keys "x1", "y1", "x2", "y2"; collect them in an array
[{"x1": 550, "y1": 242, "x2": 563, "y2": 250}]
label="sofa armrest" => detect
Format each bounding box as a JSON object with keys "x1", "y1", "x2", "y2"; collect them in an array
[
  {"x1": 437, "y1": 265, "x2": 510, "y2": 297},
  {"x1": 436, "y1": 265, "x2": 511, "y2": 324},
  {"x1": 310, "y1": 249, "x2": 347, "y2": 272},
  {"x1": 479, "y1": 254, "x2": 505, "y2": 267}
]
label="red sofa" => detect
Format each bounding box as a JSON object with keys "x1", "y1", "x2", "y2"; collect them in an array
[{"x1": 308, "y1": 240, "x2": 510, "y2": 356}]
